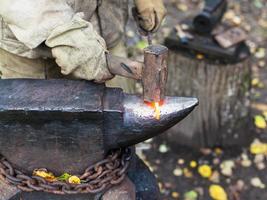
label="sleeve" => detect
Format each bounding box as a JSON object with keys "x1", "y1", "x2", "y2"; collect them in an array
[{"x1": 0, "y1": 0, "x2": 75, "y2": 49}]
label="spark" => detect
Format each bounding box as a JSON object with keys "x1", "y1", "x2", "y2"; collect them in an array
[{"x1": 154, "y1": 102, "x2": 161, "y2": 120}]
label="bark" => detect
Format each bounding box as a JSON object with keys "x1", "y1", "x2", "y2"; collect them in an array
[{"x1": 164, "y1": 52, "x2": 252, "y2": 148}]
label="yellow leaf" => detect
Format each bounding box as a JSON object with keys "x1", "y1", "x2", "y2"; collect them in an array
[
  {"x1": 255, "y1": 48, "x2": 265, "y2": 59},
  {"x1": 183, "y1": 168, "x2": 193, "y2": 178},
  {"x1": 250, "y1": 142, "x2": 267, "y2": 155},
  {"x1": 198, "y1": 165, "x2": 212, "y2": 178},
  {"x1": 68, "y1": 176, "x2": 81, "y2": 184},
  {"x1": 251, "y1": 78, "x2": 260, "y2": 86},
  {"x1": 254, "y1": 115, "x2": 267, "y2": 129},
  {"x1": 196, "y1": 54, "x2": 204, "y2": 60},
  {"x1": 190, "y1": 161, "x2": 197, "y2": 168},
  {"x1": 215, "y1": 148, "x2": 223, "y2": 155},
  {"x1": 209, "y1": 185, "x2": 228, "y2": 200},
  {"x1": 263, "y1": 111, "x2": 267, "y2": 120},
  {"x1": 33, "y1": 170, "x2": 56, "y2": 182},
  {"x1": 172, "y1": 192, "x2": 180, "y2": 199}
]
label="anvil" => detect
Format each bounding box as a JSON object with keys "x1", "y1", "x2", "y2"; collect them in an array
[{"x1": 0, "y1": 79, "x2": 198, "y2": 199}]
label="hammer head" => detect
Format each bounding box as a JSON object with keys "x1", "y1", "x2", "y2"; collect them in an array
[{"x1": 143, "y1": 45, "x2": 168, "y2": 103}]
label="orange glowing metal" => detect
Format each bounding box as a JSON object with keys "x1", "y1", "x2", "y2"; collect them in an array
[
  {"x1": 154, "y1": 102, "x2": 160, "y2": 120},
  {"x1": 145, "y1": 101, "x2": 163, "y2": 120}
]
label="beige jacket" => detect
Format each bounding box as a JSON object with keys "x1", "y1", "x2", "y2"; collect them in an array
[{"x1": 0, "y1": 0, "x2": 129, "y2": 59}]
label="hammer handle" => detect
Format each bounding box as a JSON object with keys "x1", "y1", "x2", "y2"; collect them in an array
[{"x1": 106, "y1": 54, "x2": 143, "y2": 80}]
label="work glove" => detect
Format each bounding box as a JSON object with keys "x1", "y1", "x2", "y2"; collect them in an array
[
  {"x1": 46, "y1": 14, "x2": 113, "y2": 83},
  {"x1": 133, "y1": 0, "x2": 167, "y2": 33}
]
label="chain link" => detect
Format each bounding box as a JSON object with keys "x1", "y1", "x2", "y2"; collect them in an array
[{"x1": 0, "y1": 148, "x2": 132, "y2": 195}]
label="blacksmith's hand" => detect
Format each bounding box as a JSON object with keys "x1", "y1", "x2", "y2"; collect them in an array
[
  {"x1": 46, "y1": 14, "x2": 114, "y2": 83},
  {"x1": 133, "y1": 0, "x2": 167, "y2": 34}
]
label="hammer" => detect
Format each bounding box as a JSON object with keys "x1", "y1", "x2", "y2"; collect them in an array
[{"x1": 106, "y1": 44, "x2": 168, "y2": 103}]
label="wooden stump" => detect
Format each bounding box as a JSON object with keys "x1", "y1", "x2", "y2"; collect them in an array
[{"x1": 164, "y1": 52, "x2": 252, "y2": 148}]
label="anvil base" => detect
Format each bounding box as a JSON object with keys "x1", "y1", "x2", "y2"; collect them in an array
[{"x1": 0, "y1": 154, "x2": 160, "y2": 200}]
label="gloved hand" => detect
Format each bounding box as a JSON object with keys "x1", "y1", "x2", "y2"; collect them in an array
[
  {"x1": 46, "y1": 14, "x2": 114, "y2": 83},
  {"x1": 134, "y1": 0, "x2": 166, "y2": 33}
]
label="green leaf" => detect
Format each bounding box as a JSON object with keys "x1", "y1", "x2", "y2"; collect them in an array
[
  {"x1": 57, "y1": 173, "x2": 72, "y2": 181},
  {"x1": 254, "y1": 115, "x2": 267, "y2": 129},
  {"x1": 184, "y1": 190, "x2": 198, "y2": 200}
]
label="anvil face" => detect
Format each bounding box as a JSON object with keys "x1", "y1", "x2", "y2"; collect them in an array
[{"x1": 0, "y1": 79, "x2": 198, "y2": 175}]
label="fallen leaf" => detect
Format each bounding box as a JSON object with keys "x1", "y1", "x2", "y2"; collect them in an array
[
  {"x1": 33, "y1": 170, "x2": 56, "y2": 182},
  {"x1": 172, "y1": 192, "x2": 180, "y2": 199},
  {"x1": 254, "y1": 115, "x2": 267, "y2": 129},
  {"x1": 196, "y1": 54, "x2": 204, "y2": 60},
  {"x1": 184, "y1": 190, "x2": 198, "y2": 200},
  {"x1": 255, "y1": 48, "x2": 265, "y2": 59},
  {"x1": 190, "y1": 161, "x2": 197, "y2": 168},
  {"x1": 209, "y1": 185, "x2": 228, "y2": 200},
  {"x1": 214, "y1": 148, "x2": 223, "y2": 155},
  {"x1": 210, "y1": 171, "x2": 220, "y2": 183},
  {"x1": 68, "y1": 176, "x2": 81, "y2": 184},
  {"x1": 241, "y1": 159, "x2": 252, "y2": 167},
  {"x1": 220, "y1": 160, "x2": 235, "y2": 177},
  {"x1": 177, "y1": 159, "x2": 185, "y2": 165},
  {"x1": 173, "y1": 168, "x2": 183, "y2": 177},
  {"x1": 251, "y1": 78, "x2": 260, "y2": 87},
  {"x1": 57, "y1": 173, "x2": 72, "y2": 181},
  {"x1": 251, "y1": 177, "x2": 266, "y2": 189},
  {"x1": 159, "y1": 144, "x2": 169, "y2": 153},
  {"x1": 256, "y1": 162, "x2": 266, "y2": 170},
  {"x1": 254, "y1": 154, "x2": 265, "y2": 164},
  {"x1": 198, "y1": 165, "x2": 212, "y2": 178},
  {"x1": 250, "y1": 140, "x2": 267, "y2": 154},
  {"x1": 183, "y1": 168, "x2": 193, "y2": 178}
]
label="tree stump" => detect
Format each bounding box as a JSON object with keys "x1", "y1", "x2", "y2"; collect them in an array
[{"x1": 164, "y1": 52, "x2": 251, "y2": 148}]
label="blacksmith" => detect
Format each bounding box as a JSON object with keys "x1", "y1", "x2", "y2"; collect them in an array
[
  {"x1": 0, "y1": 0, "x2": 166, "y2": 93},
  {"x1": 0, "y1": 0, "x2": 166, "y2": 199}
]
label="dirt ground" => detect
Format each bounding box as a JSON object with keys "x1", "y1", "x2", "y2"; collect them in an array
[{"x1": 126, "y1": 0, "x2": 267, "y2": 199}]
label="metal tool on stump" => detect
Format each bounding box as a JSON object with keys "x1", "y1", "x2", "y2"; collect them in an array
[
  {"x1": 163, "y1": 0, "x2": 251, "y2": 148},
  {"x1": 165, "y1": 0, "x2": 250, "y2": 64}
]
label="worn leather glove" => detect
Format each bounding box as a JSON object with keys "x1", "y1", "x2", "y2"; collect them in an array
[
  {"x1": 46, "y1": 14, "x2": 113, "y2": 83},
  {"x1": 134, "y1": 0, "x2": 167, "y2": 33}
]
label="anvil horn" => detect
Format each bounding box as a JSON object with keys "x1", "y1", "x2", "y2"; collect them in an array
[
  {"x1": 0, "y1": 79, "x2": 198, "y2": 175},
  {"x1": 105, "y1": 95, "x2": 198, "y2": 149}
]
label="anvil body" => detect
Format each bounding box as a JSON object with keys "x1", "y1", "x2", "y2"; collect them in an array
[{"x1": 0, "y1": 79, "x2": 198, "y2": 175}]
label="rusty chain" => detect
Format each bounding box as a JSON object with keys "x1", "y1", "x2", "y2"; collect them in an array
[{"x1": 0, "y1": 148, "x2": 132, "y2": 195}]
